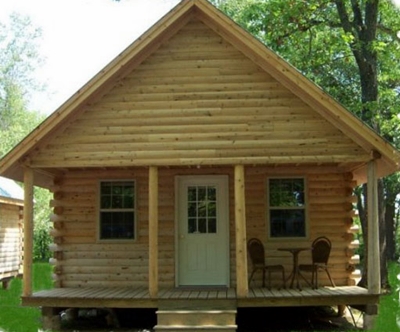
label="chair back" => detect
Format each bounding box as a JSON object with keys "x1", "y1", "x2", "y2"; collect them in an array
[
  {"x1": 311, "y1": 236, "x2": 331, "y2": 264},
  {"x1": 247, "y1": 238, "x2": 265, "y2": 266}
]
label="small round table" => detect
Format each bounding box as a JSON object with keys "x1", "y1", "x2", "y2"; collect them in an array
[{"x1": 278, "y1": 247, "x2": 311, "y2": 290}]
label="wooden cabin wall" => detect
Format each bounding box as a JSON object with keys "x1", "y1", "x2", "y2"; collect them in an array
[
  {"x1": 50, "y1": 167, "x2": 233, "y2": 288},
  {"x1": 30, "y1": 19, "x2": 367, "y2": 170},
  {"x1": 50, "y1": 166, "x2": 357, "y2": 289},
  {"x1": 245, "y1": 167, "x2": 358, "y2": 288},
  {"x1": 0, "y1": 201, "x2": 23, "y2": 280}
]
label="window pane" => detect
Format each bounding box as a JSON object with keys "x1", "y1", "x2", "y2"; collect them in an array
[
  {"x1": 124, "y1": 195, "x2": 134, "y2": 209},
  {"x1": 198, "y1": 186, "x2": 206, "y2": 201},
  {"x1": 198, "y1": 203, "x2": 207, "y2": 217},
  {"x1": 101, "y1": 196, "x2": 111, "y2": 209},
  {"x1": 188, "y1": 187, "x2": 197, "y2": 201},
  {"x1": 100, "y1": 181, "x2": 135, "y2": 240},
  {"x1": 208, "y1": 218, "x2": 217, "y2": 233},
  {"x1": 270, "y1": 209, "x2": 305, "y2": 238},
  {"x1": 207, "y1": 187, "x2": 216, "y2": 201},
  {"x1": 207, "y1": 202, "x2": 216, "y2": 217},
  {"x1": 269, "y1": 178, "x2": 304, "y2": 207},
  {"x1": 100, "y1": 211, "x2": 134, "y2": 239},
  {"x1": 188, "y1": 202, "x2": 197, "y2": 217},
  {"x1": 188, "y1": 218, "x2": 197, "y2": 233},
  {"x1": 198, "y1": 218, "x2": 207, "y2": 233}
]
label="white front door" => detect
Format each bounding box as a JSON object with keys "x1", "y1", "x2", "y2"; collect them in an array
[{"x1": 176, "y1": 175, "x2": 229, "y2": 286}]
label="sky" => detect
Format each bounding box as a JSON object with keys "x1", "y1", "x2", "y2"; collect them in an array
[
  {"x1": 1, "y1": 0, "x2": 180, "y2": 115},
  {"x1": 1, "y1": 0, "x2": 400, "y2": 115}
]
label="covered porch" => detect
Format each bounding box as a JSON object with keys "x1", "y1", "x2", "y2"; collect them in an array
[{"x1": 20, "y1": 163, "x2": 381, "y2": 300}]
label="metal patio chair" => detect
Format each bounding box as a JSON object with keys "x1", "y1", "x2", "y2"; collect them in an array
[
  {"x1": 298, "y1": 236, "x2": 335, "y2": 289},
  {"x1": 247, "y1": 238, "x2": 286, "y2": 290}
]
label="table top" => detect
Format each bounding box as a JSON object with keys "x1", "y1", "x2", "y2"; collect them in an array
[{"x1": 277, "y1": 247, "x2": 311, "y2": 253}]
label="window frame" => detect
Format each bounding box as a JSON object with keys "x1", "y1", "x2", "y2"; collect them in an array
[
  {"x1": 97, "y1": 179, "x2": 137, "y2": 242},
  {"x1": 266, "y1": 176, "x2": 308, "y2": 240}
]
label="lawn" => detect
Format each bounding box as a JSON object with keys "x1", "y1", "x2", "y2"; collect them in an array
[
  {"x1": 0, "y1": 263, "x2": 52, "y2": 332},
  {"x1": 0, "y1": 262, "x2": 399, "y2": 331},
  {"x1": 373, "y1": 261, "x2": 400, "y2": 331}
]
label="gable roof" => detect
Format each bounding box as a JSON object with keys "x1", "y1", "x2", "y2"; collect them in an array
[{"x1": 0, "y1": 0, "x2": 399, "y2": 188}]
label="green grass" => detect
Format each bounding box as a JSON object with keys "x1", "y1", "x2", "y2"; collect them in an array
[
  {"x1": 0, "y1": 263, "x2": 52, "y2": 332},
  {"x1": 373, "y1": 261, "x2": 400, "y2": 332}
]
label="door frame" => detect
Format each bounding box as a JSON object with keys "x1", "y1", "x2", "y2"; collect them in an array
[{"x1": 174, "y1": 175, "x2": 230, "y2": 287}]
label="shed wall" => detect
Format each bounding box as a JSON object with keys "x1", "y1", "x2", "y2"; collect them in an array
[{"x1": 0, "y1": 201, "x2": 23, "y2": 280}]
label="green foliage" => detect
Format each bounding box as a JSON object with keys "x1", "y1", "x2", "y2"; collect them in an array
[
  {"x1": 0, "y1": 263, "x2": 52, "y2": 332},
  {"x1": 0, "y1": 13, "x2": 45, "y2": 157},
  {"x1": 373, "y1": 262, "x2": 400, "y2": 331},
  {"x1": 33, "y1": 187, "x2": 52, "y2": 262},
  {"x1": 0, "y1": 13, "x2": 52, "y2": 262}
]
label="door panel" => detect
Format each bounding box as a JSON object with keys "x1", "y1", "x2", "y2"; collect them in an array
[{"x1": 176, "y1": 176, "x2": 229, "y2": 286}]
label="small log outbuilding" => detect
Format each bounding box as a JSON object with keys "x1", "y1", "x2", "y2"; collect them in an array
[
  {"x1": 0, "y1": 176, "x2": 24, "y2": 289},
  {"x1": 0, "y1": 0, "x2": 400, "y2": 330}
]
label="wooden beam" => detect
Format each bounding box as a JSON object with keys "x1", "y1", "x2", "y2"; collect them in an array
[
  {"x1": 234, "y1": 164, "x2": 248, "y2": 297},
  {"x1": 22, "y1": 167, "x2": 34, "y2": 297},
  {"x1": 148, "y1": 166, "x2": 159, "y2": 297},
  {"x1": 367, "y1": 159, "x2": 380, "y2": 294}
]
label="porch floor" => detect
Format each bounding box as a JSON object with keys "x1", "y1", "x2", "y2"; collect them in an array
[{"x1": 22, "y1": 285, "x2": 378, "y2": 310}]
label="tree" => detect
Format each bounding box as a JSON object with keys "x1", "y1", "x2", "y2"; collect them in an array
[
  {"x1": 212, "y1": 0, "x2": 400, "y2": 288},
  {"x1": 0, "y1": 13, "x2": 52, "y2": 262},
  {"x1": 0, "y1": 13, "x2": 45, "y2": 155}
]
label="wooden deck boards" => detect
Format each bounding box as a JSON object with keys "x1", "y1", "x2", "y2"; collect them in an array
[{"x1": 22, "y1": 286, "x2": 378, "y2": 309}]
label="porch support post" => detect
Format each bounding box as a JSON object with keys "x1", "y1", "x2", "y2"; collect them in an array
[
  {"x1": 367, "y1": 159, "x2": 380, "y2": 294},
  {"x1": 22, "y1": 167, "x2": 34, "y2": 297},
  {"x1": 234, "y1": 164, "x2": 248, "y2": 297},
  {"x1": 148, "y1": 166, "x2": 159, "y2": 297}
]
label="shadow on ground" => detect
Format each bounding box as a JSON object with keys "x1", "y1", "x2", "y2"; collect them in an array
[
  {"x1": 236, "y1": 306, "x2": 361, "y2": 331},
  {"x1": 60, "y1": 306, "x2": 361, "y2": 331}
]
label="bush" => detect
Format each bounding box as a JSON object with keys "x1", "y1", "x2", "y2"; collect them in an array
[{"x1": 33, "y1": 187, "x2": 52, "y2": 262}]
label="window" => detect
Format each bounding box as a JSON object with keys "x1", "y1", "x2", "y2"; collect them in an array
[
  {"x1": 99, "y1": 180, "x2": 135, "y2": 240},
  {"x1": 187, "y1": 185, "x2": 217, "y2": 234},
  {"x1": 267, "y1": 178, "x2": 306, "y2": 238}
]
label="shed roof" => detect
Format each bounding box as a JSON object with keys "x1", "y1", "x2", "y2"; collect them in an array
[
  {"x1": 0, "y1": 0, "x2": 399, "y2": 187},
  {"x1": 0, "y1": 176, "x2": 24, "y2": 201}
]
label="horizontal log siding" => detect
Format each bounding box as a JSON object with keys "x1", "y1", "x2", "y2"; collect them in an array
[
  {"x1": 245, "y1": 168, "x2": 357, "y2": 288},
  {"x1": 51, "y1": 166, "x2": 355, "y2": 289},
  {"x1": 0, "y1": 202, "x2": 23, "y2": 278},
  {"x1": 30, "y1": 19, "x2": 367, "y2": 168}
]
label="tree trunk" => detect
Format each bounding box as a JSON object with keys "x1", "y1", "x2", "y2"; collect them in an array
[
  {"x1": 385, "y1": 194, "x2": 396, "y2": 262},
  {"x1": 356, "y1": 185, "x2": 367, "y2": 288},
  {"x1": 334, "y1": 0, "x2": 389, "y2": 290}
]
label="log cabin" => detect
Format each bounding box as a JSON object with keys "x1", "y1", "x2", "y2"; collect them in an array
[
  {"x1": 0, "y1": 176, "x2": 24, "y2": 289},
  {"x1": 0, "y1": 0, "x2": 399, "y2": 330}
]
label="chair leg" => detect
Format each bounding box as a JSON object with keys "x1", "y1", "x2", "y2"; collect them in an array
[
  {"x1": 248, "y1": 269, "x2": 256, "y2": 286},
  {"x1": 325, "y1": 269, "x2": 335, "y2": 287},
  {"x1": 282, "y1": 269, "x2": 286, "y2": 289},
  {"x1": 268, "y1": 271, "x2": 272, "y2": 290},
  {"x1": 262, "y1": 269, "x2": 266, "y2": 288}
]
